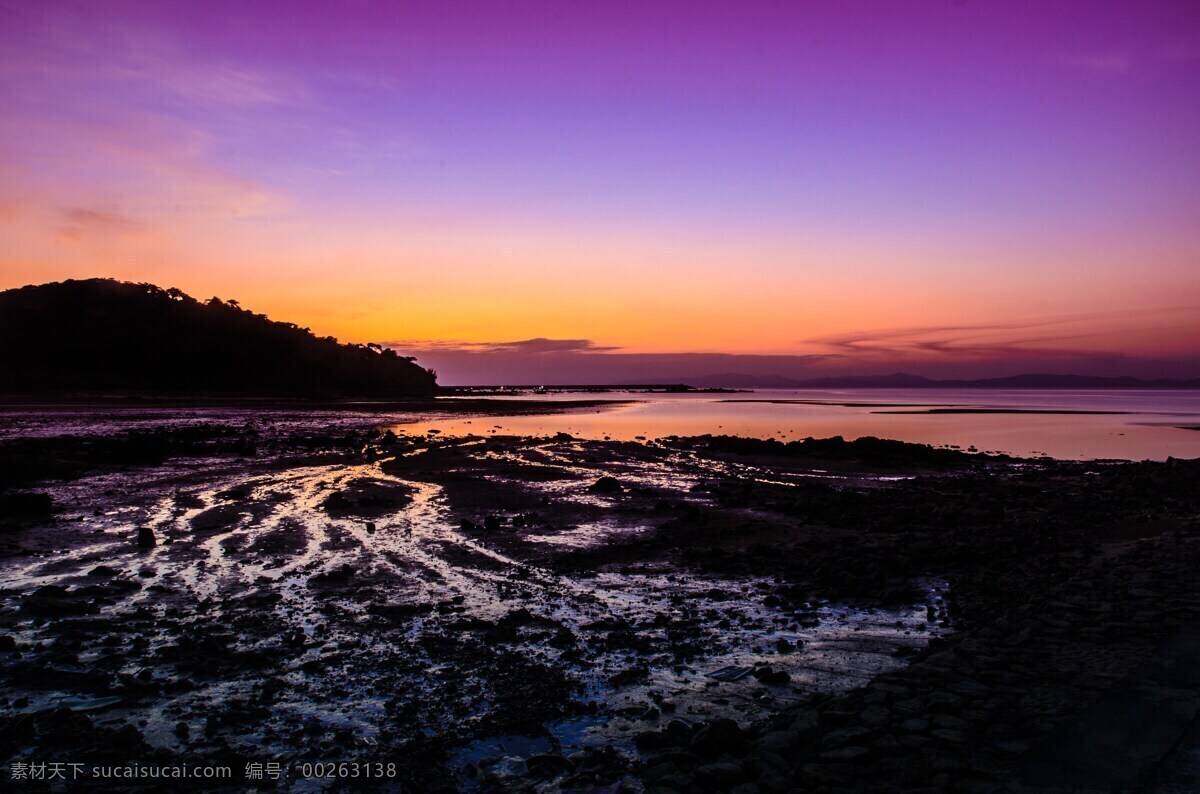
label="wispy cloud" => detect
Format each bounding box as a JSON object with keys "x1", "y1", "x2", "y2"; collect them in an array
[
  {"x1": 806, "y1": 306, "x2": 1200, "y2": 361},
  {"x1": 0, "y1": 4, "x2": 309, "y2": 110},
  {"x1": 1061, "y1": 52, "x2": 1131, "y2": 74},
  {"x1": 0, "y1": 4, "x2": 293, "y2": 242},
  {"x1": 1160, "y1": 41, "x2": 1200, "y2": 62},
  {"x1": 56, "y1": 206, "x2": 144, "y2": 241},
  {"x1": 0, "y1": 111, "x2": 285, "y2": 233},
  {"x1": 808, "y1": 319, "x2": 1082, "y2": 359},
  {"x1": 61, "y1": 207, "x2": 142, "y2": 230},
  {"x1": 387, "y1": 338, "x2": 622, "y2": 355}
]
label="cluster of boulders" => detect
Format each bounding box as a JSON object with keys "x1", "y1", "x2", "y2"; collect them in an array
[{"x1": 626, "y1": 528, "x2": 1200, "y2": 792}]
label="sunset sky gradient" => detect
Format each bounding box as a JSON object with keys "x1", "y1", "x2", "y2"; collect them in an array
[{"x1": 2, "y1": 1, "x2": 1198, "y2": 383}]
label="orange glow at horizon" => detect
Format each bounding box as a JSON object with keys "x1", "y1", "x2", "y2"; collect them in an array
[{"x1": 2, "y1": 1, "x2": 1199, "y2": 380}]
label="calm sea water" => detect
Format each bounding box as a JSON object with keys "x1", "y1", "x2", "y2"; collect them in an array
[{"x1": 401, "y1": 389, "x2": 1200, "y2": 461}]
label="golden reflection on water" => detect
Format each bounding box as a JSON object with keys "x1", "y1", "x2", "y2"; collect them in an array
[{"x1": 401, "y1": 389, "x2": 1200, "y2": 461}]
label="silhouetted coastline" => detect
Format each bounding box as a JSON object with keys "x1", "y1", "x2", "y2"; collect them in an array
[{"x1": 0, "y1": 279, "x2": 437, "y2": 396}]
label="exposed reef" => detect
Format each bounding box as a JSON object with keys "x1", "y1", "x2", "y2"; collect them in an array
[{"x1": 1, "y1": 413, "x2": 1198, "y2": 791}]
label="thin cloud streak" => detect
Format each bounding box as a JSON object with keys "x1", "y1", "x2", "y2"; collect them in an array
[
  {"x1": 805, "y1": 307, "x2": 1200, "y2": 359},
  {"x1": 393, "y1": 308, "x2": 1200, "y2": 384},
  {"x1": 1061, "y1": 52, "x2": 1132, "y2": 74},
  {"x1": 0, "y1": 3, "x2": 310, "y2": 109},
  {"x1": 386, "y1": 338, "x2": 621, "y2": 355},
  {"x1": 61, "y1": 208, "x2": 142, "y2": 230}
]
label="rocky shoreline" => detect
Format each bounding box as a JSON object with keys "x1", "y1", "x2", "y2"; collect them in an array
[
  {"x1": 633, "y1": 522, "x2": 1200, "y2": 793},
  {"x1": 0, "y1": 414, "x2": 1197, "y2": 791}
]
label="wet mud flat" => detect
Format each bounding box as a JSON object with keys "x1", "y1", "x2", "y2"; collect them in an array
[{"x1": 0, "y1": 416, "x2": 1198, "y2": 792}]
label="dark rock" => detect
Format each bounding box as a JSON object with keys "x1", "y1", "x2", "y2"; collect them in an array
[
  {"x1": 798, "y1": 761, "x2": 858, "y2": 786},
  {"x1": 310, "y1": 563, "x2": 355, "y2": 584},
  {"x1": 589, "y1": 476, "x2": 623, "y2": 493},
  {"x1": 931, "y1": 713, "x2": 970, "y2": 730},
  {"x1": 137, "y1": 526, "x2": 156, "y2": 548},
  {"x1": 753, "y1": 730, "x2": 797, "y2": 754},
  {"x1": 790, "y1": 709, "x2": 820, "y2": 741},
  {"x1": 860, "y1": 705, "x2": 891, "y2": 728},
  {"x1": 819, "y1": 746, "x2": 871, "y2": 762},
  {"x1": 926, "y1": 691, "x2": 964, "y2": 711},
  {"x1": 931, "y1": 728, "x2": 971, "y2": 744},
  {"x1": 21, "y1": 585, "x2": 99, "y2": 617},
  {"x1": 0, "y1": 491, "x2": 54, "y2": 517},
  {"x1": 690, "y1": 717, "x2": 745, "y2": 754},
  {"x1": 694, "y1": 761, "x2": 747, "y2": 787},
  {"x1": 821, "y1": 726, "x2": 875, "y2": 748},
  {"x1": 190, "y1": 504, "x2": 244, "y2": 531},
  {"x1": 526, "y1": 753, "x2": 573, "y2": 778},
  {"x1": 665, "y1": 719, "x2": 693, "y2": 744},
  {"x1": 321, "y1": 478, "x2": 414, "y2": 516},
  {"x1": 757, "y1": 770, "x2": 791, "y2": 793},
  {"x1": 753, "y1": 667, "x2": 790, "y2": 685},
  {"x1": 500, "y1": 607, "x2": 534, "y2": 626},
  {"x1": 635, "y1": 730, "x2": 668, "y2": 751},
  {"x1": 642, "y1": 760, "x2": 684, "y2": 783},
  {"x1": 745, "y1": 748, "x2": 789, "y2": 778}
]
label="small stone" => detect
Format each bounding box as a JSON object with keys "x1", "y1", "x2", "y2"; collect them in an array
[
  {"x1": 694, "y1": 761, "x2": 747, "y2": 787},
  {"x1": 819, "y1": 746, "x2": 870, "y2": 762},
  {"x1": 931, "y1": 728, "x2": 971, "y2": 744},
  {"x1": 821, "y1": 726, "x2": 875, "y2": 748},
  {"x1": 790, "y1": 709, "x2": 819, "y2": 740},
  {"x1": 754, "y1": 730, "x2": 797, "y2": 754},
  {"x1": 525, "y1": 753, "x2": 573, "y2": 777},
  {"x1": 932, "y1": 713, "x2": 969, "y2": 730},
  {"x1": 926, "y1": 691, "x2": 963, "y2": 711},
  {"x1": 860, "y1": 705, "x2": 891, "y2": 728}
]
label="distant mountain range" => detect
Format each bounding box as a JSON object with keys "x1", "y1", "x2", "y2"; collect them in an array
[
  {"x1": 682, "y1": 372, "x2": 1200, "y2": 389},
  {"x1": 0, "y1": 279, "x2": 438, "y2": 396}
]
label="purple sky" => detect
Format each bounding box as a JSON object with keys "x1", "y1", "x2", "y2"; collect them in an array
[{"x1": 2, "y1": 1, "x2": 1199, "y2": 383}]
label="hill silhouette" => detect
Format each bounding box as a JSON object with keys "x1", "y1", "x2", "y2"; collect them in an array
[{"x1": 0, "y1": 279, "x2": 438, "y2": 396}]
